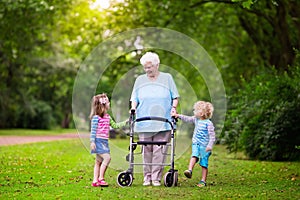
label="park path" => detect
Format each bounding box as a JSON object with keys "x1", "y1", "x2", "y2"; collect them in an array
[{"x1": 0, "y1": 133, "x2": 79, "y2": 146}]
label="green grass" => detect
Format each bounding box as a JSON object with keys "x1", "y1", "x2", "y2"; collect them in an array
[
  {"x1": 0, "y1": 137, "x2": 299, "y2": 199},
  {"x1": 0, "y1": 129, "x2": 77, "y2": 136}
]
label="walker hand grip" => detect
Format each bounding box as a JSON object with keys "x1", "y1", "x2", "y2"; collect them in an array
[
  {"x1": 172, "y1": 116, "x2": 178, "y2": 122},
  {"x1": 135, "y1": 116, "x2": 174, "y2": 129},
  {"x1": 135, "y1": 116, "x2": 169, "y2": 123},
  {"x1": 130, "y1": 109, "x2": 135, "y2": 115},
  {"x1": 129, "y1": 109, "x2": 136, "y2": 123}
]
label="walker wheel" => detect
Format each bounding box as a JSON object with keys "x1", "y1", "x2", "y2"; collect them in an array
[
  {"x1": 173, "y1": 171, "x2": 178, "y2": 186},
  {"x1": 163, "y1": 172, "x2": 173, "y2": 187},
  {"x1": 117, "y1": 171, "x2": 133, "y2": 187},
  {"x1": 163, "y1": 171, "x2": 178, "y2": 187}
]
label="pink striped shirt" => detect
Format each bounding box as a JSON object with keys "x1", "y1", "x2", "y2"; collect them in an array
[
  {"x1": 96, "y1": 114, "x2": 110, "y2": 139},
  {"x1": 90, "y1": 114, "x2": 128, "y2": 142}
]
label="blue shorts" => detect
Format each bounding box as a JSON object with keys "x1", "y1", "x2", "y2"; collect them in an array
[
  {"x1": 191, "y1": 144, "x2": 211, "y2": 168},
  {"x1": 91, "y1": 138, "x2": 110, "y2": 154}
]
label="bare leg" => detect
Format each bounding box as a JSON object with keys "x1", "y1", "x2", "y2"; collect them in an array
[
  {"x1": 188, "y1": 156, "x2": 198, "y2": 171},
  {"x1": 93, "y1": 160, "x2": 101, "y2": 183},
  {"x1": 99, "y1": 165, "x2": 107, "y2": 180},
  {"x1": 99, "y1": 153, "x2": 111, "y2": 180},
  {"x1": 201, "y1": 166, "x2": 208, "y2": 182},
  {"x1": 184, "y1": 156, "x2": 198, "y2": 178}
]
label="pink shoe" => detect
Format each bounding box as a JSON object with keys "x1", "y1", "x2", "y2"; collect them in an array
[
  {"x1": 91, "y1": 182, "x2": 101, "y2": 187},
  {"x1": 98, "y1": 179, "x2": 109, "y2": 187}
]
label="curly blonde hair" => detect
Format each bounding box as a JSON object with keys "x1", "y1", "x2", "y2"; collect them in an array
[
  {"x1": 193, "y1": 101, "x2": 214, "y2": 119},
  {"x1": 89, "y1": 93, "x2": 109, "y2": 119}
]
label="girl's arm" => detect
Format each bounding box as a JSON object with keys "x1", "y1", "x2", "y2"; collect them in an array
[
  {"x1": 206, "y1": 122, "x2": 216, "y2": 151},
  {"x1": 178, "y1": 114, "x2": 195, "y2": 124},
  {"x1": 90, "y1": 116, "x2": 98, "y2": 143},
  {"x1": 110, "y1": 117, "x2": 128, "y2": 129}
]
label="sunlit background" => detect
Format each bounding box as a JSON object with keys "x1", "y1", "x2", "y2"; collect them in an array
[
  {"x1": 1, "y1": 0, "x2": 299, "y2": 163},
  {"x1": 89, "y1": 0, "x2": 125, "y2": 10}
]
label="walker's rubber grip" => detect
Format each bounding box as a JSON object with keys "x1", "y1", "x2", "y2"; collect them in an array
[
  {"x1": 137, "y1": 141, "x2": 168, "y2": 146},
  {"x1": 135, "y1": 116, "x2": 169, "y2": 123}
]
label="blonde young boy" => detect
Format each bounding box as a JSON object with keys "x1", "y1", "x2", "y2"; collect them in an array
[{"x1": 173, "y1": 101, "x2": 216, "y2": 187}]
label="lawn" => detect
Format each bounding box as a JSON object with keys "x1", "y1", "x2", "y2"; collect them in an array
[{"x1": 0, "y1": 135, "x2": 299, "y2": 199}]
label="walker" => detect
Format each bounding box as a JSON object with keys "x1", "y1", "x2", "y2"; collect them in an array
[{"x1": 117, "y1": 110, "x2": 178, "y2": 187}]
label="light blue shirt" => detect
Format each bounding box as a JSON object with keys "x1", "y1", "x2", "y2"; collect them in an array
[
  {"x1": 193, "y1": 119, "x2": 214, "y2": 148},
  {"x1": 130, "y1": 72, "x2": 179, "y2": 132}
]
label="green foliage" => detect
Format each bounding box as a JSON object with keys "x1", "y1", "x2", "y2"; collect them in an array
[
  {"x1": 222, "y1": 63, "x2": 300, "y2": 161},
  {"x1": 1, "y1": 0, "x2": 300, "y2": 133},
  {"x1": 236, "y1": 0, "x2": 299, "y2": 70},
  {"x1": 0, "y1": 0, "x2": 75, "y2": 128},
  {"x1": 232, "y1": 0, "x2": 254, "y2": 9},
  {"x1": 17, "y1": 99, "x2": 54, "y2": 129}
]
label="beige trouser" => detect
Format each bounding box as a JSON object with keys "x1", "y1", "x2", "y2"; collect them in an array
[{"x1": 139, "y1": 131, "x2": 171, "y2": 182}]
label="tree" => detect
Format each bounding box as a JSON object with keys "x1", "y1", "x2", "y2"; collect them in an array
[
  {"x1": 0, "y1": 0, "x2": 74, "y2": 128},
  {"x1": 1, "y1": 0, "x2": 299, "y2": 134},
  {"x1": 102, "y1": 0, "x2": 299, "y2": 82},
  {"x1": 235, "y1": 0, "x2": 300, "y2": 70}
]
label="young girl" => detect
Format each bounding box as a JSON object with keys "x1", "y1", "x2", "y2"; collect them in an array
[
  {"x1": 173, "y1": 101, "x2": 216, "y2": 187},
  {"x1": 89, "y1": 93, "x2": 128, "y2": 187}
]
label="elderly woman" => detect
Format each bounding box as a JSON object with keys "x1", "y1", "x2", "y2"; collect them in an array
[{"x1": 130, "y1": 52, "x2": 180, "y2": 186}]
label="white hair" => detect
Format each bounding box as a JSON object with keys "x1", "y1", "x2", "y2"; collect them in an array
[{"x1": 140, "y1": 52, "x2": 160, "y2": 66}]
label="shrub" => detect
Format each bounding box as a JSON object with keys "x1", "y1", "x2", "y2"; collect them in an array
[
  {"x1": 222, "y1": 65, "x2": 300, "y2": 161},
  {"x1": 18, "y1": 99, "x2": 54, "y2": 129}
]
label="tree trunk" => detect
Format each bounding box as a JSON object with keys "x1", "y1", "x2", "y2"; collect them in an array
[
  {"x1": 234, "y1": 0, "x2": 299, "y2": 71},
  {"x1": 61, "y1": 113, "x2": 70, "y2": 128}
]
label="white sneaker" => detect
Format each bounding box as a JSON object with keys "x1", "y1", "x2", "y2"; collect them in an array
[
  {"x1": 143, "y1": 180, "x2": 151, "y2": 186},
  {"x1": 152, "y1": 181, "x2": 161, "y2": 186}
]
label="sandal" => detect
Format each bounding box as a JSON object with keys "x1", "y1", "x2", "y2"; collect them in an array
[
  {"x1": 184, "y1": 170, "x2": 192, "y2": 178},
  {"x1": 197, "y1": 180, "x2": 206, "y2": 187},
  {"x1": 91, "y1": 182, "x2": 101, "y2": 187},
  {"x1": 98, "y1": 179, "x2": 109, "y2": 187}
]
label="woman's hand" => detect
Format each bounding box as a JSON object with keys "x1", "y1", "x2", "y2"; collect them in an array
[{"x1": 171, "y1": 107, "x2": 177, "y2": 116}]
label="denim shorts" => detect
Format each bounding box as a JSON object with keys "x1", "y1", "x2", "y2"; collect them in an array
[
  {"x1": 191, "y1": 144, "x2": 211, "y2": 168},
  {"x1": 91, "y1": 138, "x2": 110, "y2": 154}
]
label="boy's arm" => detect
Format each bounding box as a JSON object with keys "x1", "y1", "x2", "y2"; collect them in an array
[
  {"x1": 178, "y1": 114, "x2": 195, "y2": 124},
  {"x1": 110, "y1": 117, "x2": 128, "y2": 129},
  {"x1": 206, "y1": 122, "x2": 216, "y2": 150}
]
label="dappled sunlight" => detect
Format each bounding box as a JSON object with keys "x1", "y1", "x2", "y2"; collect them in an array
[
  {"x1": 89, "y1": 0, "x2": 125, "y2": 11},
  {"x1": 89, "y1": 0, "x2": 110, "y2": 10}
]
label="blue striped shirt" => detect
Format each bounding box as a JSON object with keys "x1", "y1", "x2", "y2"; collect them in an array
[{"x1": 178, "y1": 115, "x2": 216, "y2": 149}]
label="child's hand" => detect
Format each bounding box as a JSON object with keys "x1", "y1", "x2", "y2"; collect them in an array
[
  {"x1": 171, "y1": 112, "x2": 179, "y2": 118},
  {"x1": 90, "y1": 142, "x2": 96, "y2": 151},
  {"x1": 206, "y1": 147, "x2": 212, "y2": 152},
  {"x1": 171, "y1": 107, "x2": 177, "y2": 116}
]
